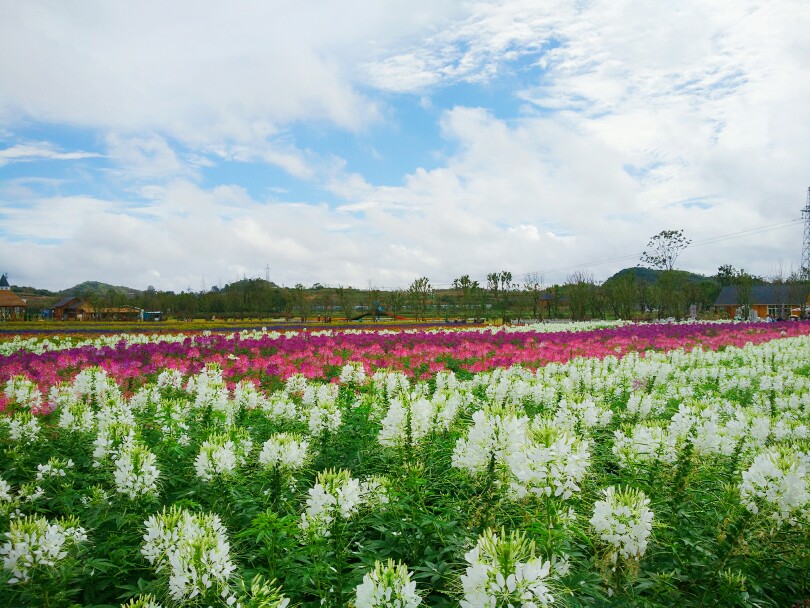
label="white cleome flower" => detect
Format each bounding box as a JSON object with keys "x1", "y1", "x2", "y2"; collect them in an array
[
  {"x1": 258, "y1": 433, "x2": 310, "y2": 472},
  {"x1": 508, "y1": 419, "x2": 590, "y2": 501},
  {"x1": 35, "y1": 457, "x2": 74, "y2": 482},
  {"x1": 339, "y1": 361, "x2": 367, "y2": 385},
  {"x1": 452, "y1": 407, "x2": 528, "y2": 476},
  {"x1": 302, "y1": 383, "x2": 342, "y2": 436},
  {"x1": 0, "y1": 477, "x2": 12, "y2": 502},
  {"x1": 0, "y1": 515, "x2": 87, "y2": 584},
  {"x1": 460, "y1": 528, "x2": 556, "y2": 608},
  {"x1": 8, "y1": 412, "x2": 41, "y2": 444},
  {"x1": 113, "y1": 442, "x2": 161, "y2": 499},
  {"x1": 355, "y1": 559, "x2": 421, "y2": 608},
  {"x1": 299, "y1": 469, "x2": 385, "y2": 539},
  {"x1": 141, "y1": 506, "x2": 236, "y2": 602},
  {"x1": 194, "y1": 431, "x2": 253, "y2": 482},
  {"x1": 4, "y1": 376, "x2": 43, "y2": 411},
  {"x1": 378, "y1": 395, "x2": 436, "y2": 449},
  {"x1": 612, "y1": 423, "x2": 673, "y2": 468},
  {"x1": 739, "y1": 447, "x2": 809, "y2": 527},
  {"x1": 589, "y1": 486, "x2": 654, "y2": 564}
]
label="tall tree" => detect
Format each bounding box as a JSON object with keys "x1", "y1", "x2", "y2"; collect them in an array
[
  {"x1": 640, "y1": 229, "x2": 691, "y2": 271},
  {"x1": 523, "y1": 272, "x2": 545, "y2": 321},
  {"x1": 293, "y1": 284, "x2": 309, "y2": 322},
  {"x1": 335, "y1": 286, "x2": 355, "y2": 321},
  {"x1": 486, "y1": 271, "x2": 512, "y2": 323},
  {"x1": 734, "y1": 269, "x2": 755, "y2": 320},
  {"x1": 407, "y1": 277, "x2": 432, "y2": 321},
  {"x1": 383, "y1": 290, "x2": 406, "y2": 318},
  {"x1": 453, "y1": 274, "x2": 479, "y2": 319},
  {"x1": 604, "y1": 272, "x2": 637, "y2": 319},
  {"x1": 566, "y1": 271, "x2": 595, "y2": 321},
  {"x1": 716, "y1": 264, "x2": 737, "y2": 287},
  {"x1": 654, "y1": 271, "x2": 687, "y2": 319}
]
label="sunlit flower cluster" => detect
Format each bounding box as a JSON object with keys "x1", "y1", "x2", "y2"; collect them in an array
[
  {"x1": 194, "y1": 431, "x2": 253, "y2": 482},
  {"x1": 300, "y1": 469, "x2": 386, "y2": 538},
  {"x1": 589, "y1": 486, "x2": 654, "y2": 565},
  {"x1": 3, "y1": 376, "x2": 43, "y2": 413},
  {"x1": 460, "y1": 528, "x2": 557, "y2": 608},
  {"x1": 509, "y1": 419, "x2": 591, "y2": 500},
  {"x1": 141, "y1": 506, "x2": 237, "y2": 602},
  {"x1": 0, "y1": 515, "x2": 87, "y2": 584},
  {"x1": 302, "y1": 383, "x2": 342, "y2": 436},
  {"x1": 339, "y1": 361, "x2": 367, "y2": 385},
  {"x1": 113, "y1": 442, "x2": 161, "y2": 499},
  {"x1": 452, "y1": 406, "x2": 528, "y2": 476},
  {"x1": 739, "y1": 447, "x2": 809, "y2": 527},
  {"x1": 258, "y1": 432, "x2": 310, "y2": 472},
  {"x1": 354, "y1": 559, "x2": 421, "y2": 608}
]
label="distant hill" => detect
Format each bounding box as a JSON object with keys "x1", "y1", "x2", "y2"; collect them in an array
[
  {"x1": 10, "y1": 285, "x2": 56, "y2": 297},
  {"x1": 58, "y1": 281, "x2": 143, "y2": 298},
  {"x1": 604, "y1": 267, "x2": 714, "y2": 285},
  {"x1": 217, "y1": 278, "x2": 279, "y2": 292}
]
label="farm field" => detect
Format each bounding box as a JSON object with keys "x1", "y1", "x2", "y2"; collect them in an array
[{"x1": 0, "y1": 321, "x2": 808, "y2": 607}]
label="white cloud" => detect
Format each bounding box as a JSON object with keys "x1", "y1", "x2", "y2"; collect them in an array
[
  {"x1": 0, "y1": 2, "x2": 460, "y2": 141},
  {"x1": 2, "y1": 1, "x2": 810, "y2": 291},
  {"x1": 105, "y1": 133, "x2": 189, "y2": 181},
  {"x1": 0, "y1": 142, "x2": 102, "y2": 166}
]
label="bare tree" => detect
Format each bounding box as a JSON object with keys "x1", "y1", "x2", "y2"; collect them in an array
[{"x1": 335, "y1": 286, "x2": 355, "y2": 321}]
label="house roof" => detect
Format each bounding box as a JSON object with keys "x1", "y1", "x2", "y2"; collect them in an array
[
  {"x1": 714, "y1": 284, "x2": 810, "y2": 306},
  {"x1": 538, "y1": 290, "x2": 569, "y2": 302},
  {"x1": 0, "y1": 290, "x2": 26, "y2": 307},
  {"x1": 0, "y1": 274, "x2": 8, "y2": 288},
  {"x1": 53, "y1": 296, "x2": 78, "y2": 308}
]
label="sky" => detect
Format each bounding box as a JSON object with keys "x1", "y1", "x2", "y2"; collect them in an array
[{"x1": 1, "y1": 0, "x2": 809, "y2": 293}]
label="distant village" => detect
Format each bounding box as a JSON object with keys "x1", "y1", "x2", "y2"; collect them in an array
[
  {"x1": 0, "y1": 274, "x2": 160, "y2": 322},
  {"x1": 2, "y1": 266, "x2": 810, "y2": 324}
]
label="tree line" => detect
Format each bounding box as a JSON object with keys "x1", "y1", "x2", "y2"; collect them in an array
[
  {"x1": 62, "y1": 267, "x2": 749, "y2": 323},
  {"x1": 29, "y1": 230, "x2": 808, "y2": 323}
]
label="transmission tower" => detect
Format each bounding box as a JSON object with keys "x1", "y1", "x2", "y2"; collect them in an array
[{"x1": 803, "y1": 187, "x2": 810, "y2": 279}]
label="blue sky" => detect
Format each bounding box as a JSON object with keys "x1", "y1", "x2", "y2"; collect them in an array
[{"x1": 1, "y1": 1, "x2": 809, "y2": 292}]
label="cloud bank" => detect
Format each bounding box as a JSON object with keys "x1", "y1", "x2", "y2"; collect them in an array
[{"x1": 1, "y1": 0, "x2": 808, "y2": 291}]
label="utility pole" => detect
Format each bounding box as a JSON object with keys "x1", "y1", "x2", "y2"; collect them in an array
[{"x1": 265, "y1": 264, "x2": 270, "y2": 282}]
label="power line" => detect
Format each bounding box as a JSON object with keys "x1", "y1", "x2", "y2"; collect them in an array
[{"x1": 688, "y1": 218, "x2": 802, "y2": 248}]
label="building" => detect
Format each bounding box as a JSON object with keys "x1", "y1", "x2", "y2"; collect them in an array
[
  {"x1": 52, "y1": 296, "x2": 144, "y2": 321},
  {"x1": 0, "y1": 273, "x2": 27, "y2": 320},
  {"x1": 52, "y1": 296, "x2": 94, "y2": 321},
  {"x1": 94, "y1": 305, "x2": 143, "y2": 321},
  {"x1": 714, "y1": 284, "x2": 810, "y2": 319}
]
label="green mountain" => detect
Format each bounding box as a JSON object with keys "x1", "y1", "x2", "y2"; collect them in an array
[
  {"x1": 58, "y1": 281, "x2": 142, "y2": 298},
  {"x1": 604, "y1": 267, "x2": 714, "y2": 285}
]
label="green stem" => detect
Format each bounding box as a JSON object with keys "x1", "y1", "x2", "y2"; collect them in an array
[{"x1": 479, "y1": 452, "x2": 498, "y2": 529}]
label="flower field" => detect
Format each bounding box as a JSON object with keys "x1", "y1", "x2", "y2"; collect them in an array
[{"x1": 0, "y1": 322, "x2": 808, "y2": 607}]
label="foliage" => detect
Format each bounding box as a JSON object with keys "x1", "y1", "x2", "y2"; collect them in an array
[
  {"x1": 1, "y1": 324, "x2": 810, "y2": 607},
  {"x1": 407, "y1": 278, "x2": 433, "y2": 321},
  {"x1": 639, "y1": 229, "x2": 691, "y2": 271}
]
